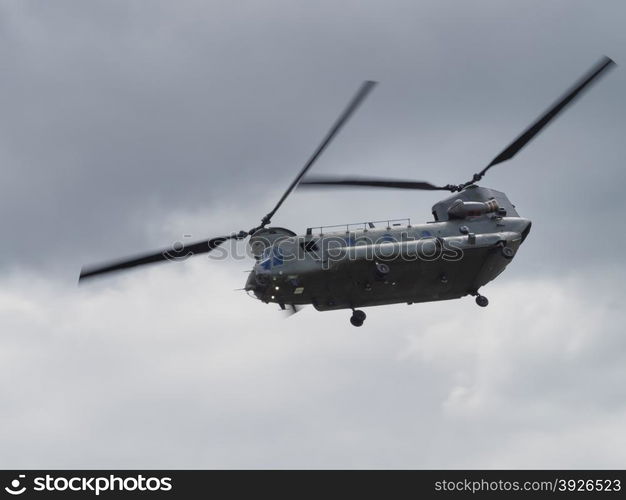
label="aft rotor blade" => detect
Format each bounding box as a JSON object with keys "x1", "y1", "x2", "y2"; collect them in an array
[
  {"x1": 260, "y1": 81, "x2": 377, "y2": 226},
  {"x1": 79, "y1": 235, "x2": 232, "y2": 281},
  {"x1": 299, "y1": 176, "x2": 454, "y2": 191},
  {"x1": 481, "y1": 56, "x2": 615, "y2": 174}
]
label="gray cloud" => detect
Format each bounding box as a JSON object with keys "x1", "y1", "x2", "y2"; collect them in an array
[{"x1": 1, "y1": 264, "x2": 625, "y2": 468}]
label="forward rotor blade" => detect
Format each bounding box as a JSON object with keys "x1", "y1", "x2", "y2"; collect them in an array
[
  {"x1": 299, "y1": 176, "x2": 454, "y2": 191},
  {"x1": 79, "y1": 235, "x2": 232, "y2": 281},
  {"x1": 481, "y1": 55, "x2": 615, "y2": 174},
  {"x1": 260, "y1": 80, "x2": 377, "y2": 226},
  {"x1": 283, "y1": 304, "x2": 305, "y2": 317}
]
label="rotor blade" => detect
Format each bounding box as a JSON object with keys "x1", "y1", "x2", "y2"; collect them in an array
[
  {"x1": 260, "y1": 80, "x2": 377, "y2": 226},
  {"x1": 282, "y1": 304, "x2": 305, "y2": 317},
  {"x1": 299, "y1": 176, "x2": 454, "y2": 191},
  {"x1": 79, "y1": 235, "x2": 232, "y2": 281},
  {"x1": 481, "y1": 55, "x2": 615, "y2": 174}
]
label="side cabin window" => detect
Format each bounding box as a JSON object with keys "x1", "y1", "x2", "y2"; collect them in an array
[{"x1": 300, "y1": 239, "x2": 319, "y2": 253}]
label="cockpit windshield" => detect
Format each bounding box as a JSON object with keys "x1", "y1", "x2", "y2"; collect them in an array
[{"x1": 258, "y1": 246, "x2": 284, "y2": 270}]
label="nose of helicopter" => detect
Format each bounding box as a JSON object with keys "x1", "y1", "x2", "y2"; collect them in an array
[{"x1": 245, "y1": 268, "x2": 271, "y2": 299}]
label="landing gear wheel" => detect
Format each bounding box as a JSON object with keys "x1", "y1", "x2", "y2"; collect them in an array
[
  {"x1": 350, "y1": 309, "x2": 366, "y2": 327},
  {"x1": 475, "y1": 295, "x2": 489, "y2": 307},
  {"x1": 375, "y1": 262, "x2": 390, "y2": 279},
  {"x1": 501, "y1": 246, "x2": 515, "y2": 259}
]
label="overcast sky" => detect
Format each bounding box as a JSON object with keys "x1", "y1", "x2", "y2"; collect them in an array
[{"x1": 1, "y1": 0, "x2": 626, "y2": 468}]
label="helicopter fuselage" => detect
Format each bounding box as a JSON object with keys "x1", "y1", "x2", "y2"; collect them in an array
[
  {"x1": 78, "y1": 58, "x2": 612, "y2": 327},
  {"x1": 245, "y1": 185, "x2": 531, "y2": 312}
]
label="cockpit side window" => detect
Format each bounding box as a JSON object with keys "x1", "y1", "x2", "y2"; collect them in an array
[{"x1": 258, "y1": 246, "x2": 285, "y2": 270}]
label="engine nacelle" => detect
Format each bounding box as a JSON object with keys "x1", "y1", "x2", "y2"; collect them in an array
[
  {"x1": 447, "y1": 198, "x2": 499, "y2": 219},
  {"x1": 431, "y1": 185, "x2": 517, "y2": 221}
]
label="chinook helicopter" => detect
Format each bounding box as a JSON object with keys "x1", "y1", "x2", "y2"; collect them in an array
[{"x1": 80, "y1": 56, "x2": 615, "y2": 326}]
